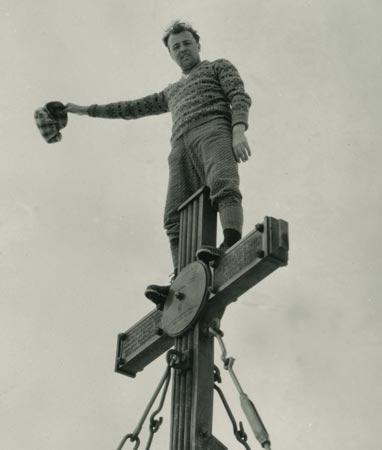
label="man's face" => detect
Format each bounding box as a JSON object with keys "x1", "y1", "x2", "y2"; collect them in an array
[{"x1": 167, "y1": 31, "x2": 201, "y2": 73}]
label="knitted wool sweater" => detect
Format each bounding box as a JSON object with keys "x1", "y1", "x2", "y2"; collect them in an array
[{"x1": 87, "y1": 59, "x2": 251, "y2": 141}]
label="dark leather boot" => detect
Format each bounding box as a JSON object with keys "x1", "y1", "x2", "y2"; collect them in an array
[{"x1": 144, "y1": 271, "x2": 177, "y2": 309}]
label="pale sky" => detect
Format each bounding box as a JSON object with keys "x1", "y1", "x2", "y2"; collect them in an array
[{"x1": 1, "y1": 1, "x2": 381, "y2": 449}]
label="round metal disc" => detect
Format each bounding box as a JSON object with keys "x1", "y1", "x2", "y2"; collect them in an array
[{"x1": 161, "y1": 261, "x2": 210, "y2": 337}]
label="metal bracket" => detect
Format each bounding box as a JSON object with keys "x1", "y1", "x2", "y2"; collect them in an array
[
  {"x1": 167, "y1": 349, "x2": 193, "y2": 372},
  {"x1": 161, "y1": 261, "x2": 211, "y2": 337}
]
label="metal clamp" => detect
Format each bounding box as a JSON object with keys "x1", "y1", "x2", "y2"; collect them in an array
[{"x1": 167, "y1": 349, "x2": 193, "y2": 371}]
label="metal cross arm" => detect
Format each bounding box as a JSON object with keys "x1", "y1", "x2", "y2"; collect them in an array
[
  {"x1": 206, "y1": 216, "x2": 288, "y2": 320},
  {"x1": 115, "y1": 309, "x2": 173, "y2": 378}
]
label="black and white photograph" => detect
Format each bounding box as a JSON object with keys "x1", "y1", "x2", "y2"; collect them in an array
[{"x1": 1, "y1": 1, "x2": 381, "y2": 449}]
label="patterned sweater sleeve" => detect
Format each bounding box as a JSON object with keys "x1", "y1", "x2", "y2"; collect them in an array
[
  {"x1": 213, "y1": 59, "x2": 252, "y2": 129},
  {"x1": 87, "y1": 91, "x2": 169, "y2": 119}
]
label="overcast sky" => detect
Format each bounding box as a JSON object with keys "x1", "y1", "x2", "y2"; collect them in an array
[{"x1": 1, "y1": 1, "x2": 381, "y2": 449}]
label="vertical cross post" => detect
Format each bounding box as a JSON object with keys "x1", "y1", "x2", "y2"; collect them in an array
[{"x1": 170, "y1": 187, "x2": 226, "y2": 450}]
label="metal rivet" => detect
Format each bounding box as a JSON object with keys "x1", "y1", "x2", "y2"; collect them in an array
[
  {"x1": 255, "y1": 223, "x2": 264, "y2": 232},
  {"x1": 256, "y1": 250, "x2": 265, "y2": 258},
  {"x1": 200, "y1": 427, "x2": 209, "y2": 438},
  {"x1": 175, "y1": 291, "x2": 185, "y2": 300},
  {"x1": 117, "y1": 358, "x2": 125, "y2": 367}
]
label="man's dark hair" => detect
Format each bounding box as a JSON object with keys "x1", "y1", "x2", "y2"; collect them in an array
[{"x1": 162, "y1": 21, "x2": 200, "y2": 48}]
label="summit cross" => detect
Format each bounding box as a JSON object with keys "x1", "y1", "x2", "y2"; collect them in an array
[{"x1": 115, "y1": 186, "x2": 289, "y2": 449}]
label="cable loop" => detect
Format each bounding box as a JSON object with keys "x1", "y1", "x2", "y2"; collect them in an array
[
  {"x1": 145, "y1": 364, "x2": 172, "y2": 449},
  {"x1": 116, "y1": 351, "x2": 173, "y2": 450},
  {"x1": 213, "y1": 365, "x2": 222, "y2": 384},
  {"x1": 116, "y1": 433, "x2": 140, "y2": 450},
  {"x1": 149, "y1": 416, "x2": 163, "y2": 433},
  {"x1": 238, "y1": 421, "x2": 248, "y2": 444},
  {"x1": 167, "y1": 349, "x2": 180, "y2": 367},
  {"x1": 214, "y1": 384, "x2": 251, "y2": 450}
]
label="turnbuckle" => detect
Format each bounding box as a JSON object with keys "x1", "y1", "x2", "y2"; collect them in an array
[{"x1": 209, "y1": 322, "x2": 272, "y2": 450}]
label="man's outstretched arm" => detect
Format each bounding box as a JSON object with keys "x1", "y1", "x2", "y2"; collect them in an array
[{"x1": 65, "y1": 91, "x2": 169, "y2": 119}]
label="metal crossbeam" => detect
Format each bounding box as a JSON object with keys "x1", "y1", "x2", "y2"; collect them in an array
[{"x1": 116, "y1": 214, "x2": 287, "y2": 378}]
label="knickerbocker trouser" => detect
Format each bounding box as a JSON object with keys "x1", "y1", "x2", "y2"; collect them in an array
[{"x1": 164, "y1": 117, "x2": 243, "y2": 268}]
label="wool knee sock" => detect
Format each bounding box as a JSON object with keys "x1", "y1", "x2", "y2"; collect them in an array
[
  {"x1": 219, "y1": 203, "x2": 243, "y2": 236},
  {"x1": 223, "y1": 228, "x2": 242, "y2": 248},
  {"x1": 170, "y1": 239, "x2": 179, "y2": 273}
]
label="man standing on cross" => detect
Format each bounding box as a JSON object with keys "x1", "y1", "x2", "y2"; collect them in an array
[{"x1": 65, "y1": 20, "x2": 252, "y2": 305}]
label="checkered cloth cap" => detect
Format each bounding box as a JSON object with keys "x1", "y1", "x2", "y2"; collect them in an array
[{"x1": 34, "y1": 101, "x2": 68, "y2": 143}]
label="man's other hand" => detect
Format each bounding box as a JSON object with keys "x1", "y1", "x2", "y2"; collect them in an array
[
  {"x1": 65, "y1": 103, "x2": 88, "y2": 115},
  {"x1": 232, "y1": 124, "x2": 251, "y2": 163}
]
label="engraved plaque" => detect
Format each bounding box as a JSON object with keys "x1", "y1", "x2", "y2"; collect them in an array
[
  {"x1": 161, "y1": 261, "x2": 210, "y2": 337},
  {"x1": 115, "y1": 309, "x2": 173, "y2": 377},
  {"x1": 121, "y1": 311, "x2": 162, "y2": 358}
]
